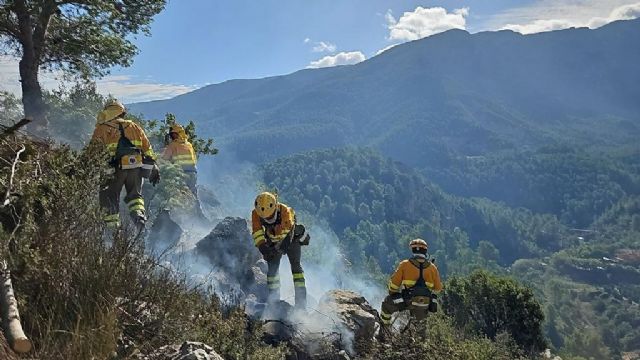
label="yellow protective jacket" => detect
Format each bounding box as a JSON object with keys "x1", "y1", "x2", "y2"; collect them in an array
[
  {"x1": 388, "y1": 257, "x2": 443, "y2": 294},
  {"x1": 91, "y1": 118, "x2": 155, "y2": 168},
  {"x1": 251, "y1": 204, "x2": 295, "y2": 247},
  {"x1": 162, "y1": 139, "x2": 197, "y2": 172}
]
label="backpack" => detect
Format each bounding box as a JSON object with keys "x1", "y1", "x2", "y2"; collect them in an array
[
  {"x1": 411, "y1": 260, "x2": 433, "y2": 298},
  {"x1": 111, "y1": 122, "x2": 142, "y2": 169}
]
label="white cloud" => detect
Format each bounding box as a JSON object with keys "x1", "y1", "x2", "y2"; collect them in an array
[
  {"x1": 304, "y1": 37, "x2": 311, "y2": 43},
  {"x1": 95, "y1": 75, "x2": 197, "y2": 103},
  {"x1": 312, "y1": 41, "x2": 337, "y2": 53},
  {"x1": 498, "y1": 1, "x2": 640, "y2": 34},
  {"x1": 386, "y1": 6, "x2": 469, "y2": 42},
  {"x1": 307, "y1": 51, "x2": 366, "y2": 69},
  {"x1": 0, "y1": 56, "x2": 196, "y2": 103}
]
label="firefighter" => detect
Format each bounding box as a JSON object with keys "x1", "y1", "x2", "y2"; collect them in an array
[
  {"x1": 162, "y1": 123, "x2": 198, "y2": 195},
  {"x1": 380, "y1": 239, "x2": 443, "y2": 332},
  {"x1": 91, "y1": 100, "x2": 159, "y2": 229},
  {"x1": 251, "y1": 192, "x2": 310, "y2": 309}
]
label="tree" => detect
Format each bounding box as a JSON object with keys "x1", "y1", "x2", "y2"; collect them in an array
[
  {"x1": 443, "y1": 270, "x2": 547, "y2": 354},
  {"x1": 0, "y1": 0, "x2": 166, "y2": 135}
]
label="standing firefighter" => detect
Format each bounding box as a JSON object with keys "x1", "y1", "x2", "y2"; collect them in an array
[
  {"x1": 91, "y1": 100, "x2": 160, "y2": 229},
  {"x1": 251, "y1": 192, "x2": 310, "y2": 309},
  {"x1": 162, "y1": 124, "x2": 198, "y2": 195},
  {"x1": 380, "y1": 239, "x2": 442, "y2": 333}
]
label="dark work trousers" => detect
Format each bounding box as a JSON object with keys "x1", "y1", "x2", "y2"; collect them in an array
[
  {"x1": 259, "y1": 234, "x2": 306, "y2": 309},
  {"x1": 99, "y1": 168, "x2": 145, "y2": 226}
]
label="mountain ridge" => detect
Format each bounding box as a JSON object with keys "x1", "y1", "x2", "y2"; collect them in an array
[{"x1": 129, "y1": 18, "x2": 640, "y2": 167}]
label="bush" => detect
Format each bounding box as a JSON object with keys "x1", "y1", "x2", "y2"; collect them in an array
[
  {"x1": 370, "y1": 314, "x2": 524, "y2": 360},
  {"x1": 443, "y1": 270, "x2": 547, "y2": 355}
]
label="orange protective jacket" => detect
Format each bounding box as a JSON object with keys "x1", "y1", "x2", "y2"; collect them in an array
[
  {"x1": 162, "y1": 140, "x2": 197, "y2": 172},
  {"x1": 251, "y1": 204, "x2": 295, "y2": 247},
  {"x1": 388, "y1": 257, "x2": 443, "y2": 294},
  {"x1": 91, "y1": 118, "x2": 155, "y2": 160}
]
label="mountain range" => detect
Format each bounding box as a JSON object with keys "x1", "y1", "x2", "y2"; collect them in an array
[{"x1": 129, "y1": 18, "x2": 640, "y2": 168}]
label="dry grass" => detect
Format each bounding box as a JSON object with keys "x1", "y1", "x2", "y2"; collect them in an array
[{"x1": 0, "y1": 136, "x2": 285, "y2": 359}]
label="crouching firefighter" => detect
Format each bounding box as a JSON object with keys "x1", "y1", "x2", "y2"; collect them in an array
[
  {"x1": 91, "y1": 100, "x2": 160, "y2": 230},
  {"x1": 380, "y1": 239, "x2": 442, "y2": 331},
  {"x1": 251, "y1": 192, "x2": 311, "y2": 309}
]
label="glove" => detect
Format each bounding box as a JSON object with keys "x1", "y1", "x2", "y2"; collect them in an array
[
  {"x1": 294, "y1": 224, "x2": 310, "y2": 245},
  {"x1": 149, "y1": 165, "x2": 160, "y2": 186}
]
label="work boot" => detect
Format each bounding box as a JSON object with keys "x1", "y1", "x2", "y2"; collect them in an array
[{"x1": 131, "y1": 211, "x2": 147, "y2": 232}]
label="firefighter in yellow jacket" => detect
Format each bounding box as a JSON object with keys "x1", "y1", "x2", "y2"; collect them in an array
[
  {"x1": 252, "y1": 192, "x2": 310, "y2": 309},
  {"x1": 162, "y1": 124, "x2": 198, "y2": 195},
  {"x1": 91, "y1": 100, "x2": 159, "y2": 229},
  {"x1": 380, "y1": 239, "x2": 443, "y2": 328}
]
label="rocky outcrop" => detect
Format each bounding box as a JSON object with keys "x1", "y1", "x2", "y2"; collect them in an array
[
  {"x1": 317, "y1": 290, "x2": 378, "y2": 346},
  {"x1": 148, "y1": 209, "x2": 183, "y2": 251},
  {"x1": 195, "y1": 217, "x2": 258, "y2": 274},
  {"x1": 260, "y1": 290, "x2": 378, "y2": 359},
  {"x1": 189, "y1": 217, "x2": 269, "y2": 305},
  {"x1": 136, "y1": 341, "x2": 224, "y2": 360}
]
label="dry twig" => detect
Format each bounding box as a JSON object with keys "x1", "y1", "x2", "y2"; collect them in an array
[{"x1": 1, "y1": 145, "x2": 26, "y2": 208}]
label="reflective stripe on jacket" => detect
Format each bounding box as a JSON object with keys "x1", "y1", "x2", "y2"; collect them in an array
[
  {"x1": 91, "y1": 118, "x2": 155, "y2": 160},
  {"x1": 251, "y1": 204, "x2": 295, "y2": 247},
  {"x1": 162, "y1": 140, "x2": 197, "y2": 172},
  {"x1": 388, "y1": 258, "x2": 443, "y2": 293}
]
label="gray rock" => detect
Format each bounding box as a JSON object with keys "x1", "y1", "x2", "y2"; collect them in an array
[
  {"x1": 149, "y1": 209, "x2": 183, "y2": 251},
  {"x1": 194, "y1": 217, "x2": 262, "y2": 295},
  {"x1": 317, "y1": 290, "x2": 378, "y2": 348},
  {"x1": 136, "y1": 341, "x2": 224, "y2": 360}
]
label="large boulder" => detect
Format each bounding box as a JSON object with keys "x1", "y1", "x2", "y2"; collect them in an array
[
  {"x1": 148, "y1": 209, "x2": 183, "y2": 252},
  {"x1": 194, "y1": 217, "x2": 260, "y2": 293},
  {"x1": 317, "y1": 290, "x2": 378, "y2": 352}
]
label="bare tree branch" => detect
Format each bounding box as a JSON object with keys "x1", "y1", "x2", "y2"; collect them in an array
[
  {"x1": 1, "y1": 144, "x2": 26, "y2": 208},
  {"x1": 0, "y1": 118, "x2": 31, "y2": 138}
]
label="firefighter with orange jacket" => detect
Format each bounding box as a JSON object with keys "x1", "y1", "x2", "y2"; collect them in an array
[
  {"x1": 251, "y1": 192, "x2": 310, "y2": 309},
  {"x1": 162, "y1": 124, "x2": 198, "y2": 195},
  {"x1": 380, "y1": 239, "x2": 443, "y2": 329},
  {"x1": 91, "y1": 100, "x2": 159, "y2": 229}
]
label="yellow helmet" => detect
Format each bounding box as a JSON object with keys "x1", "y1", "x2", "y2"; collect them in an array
[
  {"x1": 254, "y1": 192, "x2": 278, "y2": 219},
  {"x1": 169, "y1": 124, "x2": 183, "y2": 133},
  {"x1": 97, "y1": 99, "x2": 126, "y2": 123},
  {"x1": 409, "y1": 238, "x2": 428, "y2": 251},
  {"x1": 169, "y1": 124, "x2": 187, "y2": 140}
]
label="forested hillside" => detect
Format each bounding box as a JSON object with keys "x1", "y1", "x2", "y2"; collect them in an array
[
  {"x1": 426, "y1": 146, "x2": 640, "y2": 227},
  {"x1": 261, "y1": 147, "x2": 640, "y2": 358}
]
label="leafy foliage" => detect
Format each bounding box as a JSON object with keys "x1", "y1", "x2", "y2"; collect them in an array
[
  {"x1": 444, "y1": 270, "x2": 547, "y2": 354},
  {"x1": 0, "y1": 0, "x2": 166, "y2": 78},
  {"x1": 370, "y1": 314, "x2": 524, "y2": 360},
  {"x1": 137, "y1": 113, "x2": 219, "y2": 156}
]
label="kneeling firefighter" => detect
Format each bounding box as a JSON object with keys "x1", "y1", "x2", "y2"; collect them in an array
[
  {"x1": 91, "y1": 100, "x2": 160, "y2": 229},
  {"x1": 380, "y1": 239, "x2": 442, "y2": 329},
  {"x1": 251, "y1": 192, "x2": 310, "y2": 309}
]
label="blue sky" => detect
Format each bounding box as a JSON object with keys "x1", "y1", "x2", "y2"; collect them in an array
[
  {"x1": 1, "y1": 0, "x2": 639, "y2": 102},
  {"x1": 112, "y1": 0, "x2": 528, "y2": 87}
]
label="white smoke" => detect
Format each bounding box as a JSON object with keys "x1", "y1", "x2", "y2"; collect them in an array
[{"x1": 147, "y1": 152, "x2": 386, "y2": 354}]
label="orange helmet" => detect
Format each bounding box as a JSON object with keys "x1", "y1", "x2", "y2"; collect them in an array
[{"x1": 409, "y1": 238, "x2": 428, "y2": 251}]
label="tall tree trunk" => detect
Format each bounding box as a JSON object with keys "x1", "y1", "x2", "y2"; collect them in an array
[
  {"x1": 19, "y1": 52, "x2": 48, "y2": 137},
  {"x1": 14, "y1": 0, "x2": 51, "y2": 138}
]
